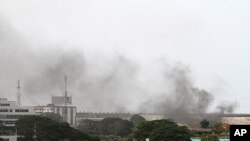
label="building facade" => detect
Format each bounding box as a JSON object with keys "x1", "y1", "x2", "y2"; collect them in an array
[
  {"x1": 35, "y1": 96, "x2": 77, "y2": 126},
  {"x1": 0, "y1": 98, "x2": 38, "y2": 141}
]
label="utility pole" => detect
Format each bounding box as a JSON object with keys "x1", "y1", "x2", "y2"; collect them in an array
[
  {"x1": 234, "y1": 95, "x2": 237, "y2": 112},
  {"x1": 63, "y1": 75, "x2": 68, "y2": 122},
  {"x1": 17, "y1": 80, "x2": 21, "y2": 106},
  {"x1": 33, "y1": 123, "x2": 37, "y2": 141}
]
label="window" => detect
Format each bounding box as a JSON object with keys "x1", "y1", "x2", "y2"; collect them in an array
[
  {"x1": 0, "y1": 109, "x2": 8, "y2": 112},
  {"x1": 15, "y1": 109, "x2": 29, "y2": 112},
  {"x1": 0, "y1": 103, "x2": 10, "y2": 106},
  {"x1": 4, "y1": 120, "x2": 15, "y2": 124}
]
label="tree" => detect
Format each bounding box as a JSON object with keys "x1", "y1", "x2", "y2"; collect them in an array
[
  {"x1": 100, "y1": 118, "x2": 133, "y2": 137},
  {"x1": 89, "y1": 135, "x2": 101, "y2": 141},
  {"x1": 0, "y1": 120, "x2": 3, "y2": 135},
  {"x1": 212, "y1": 122, "x2": 227, "y2": 134},
  {"x1": 200, "y1": 119, "x2": 210, "y2": 129},
  {"x1": 130, "y1": 114, "x2": 145, "y2": 128},
  {"x1": 40, "y1": 112, "x2": 63, "y2": 122},
  {"x1": 78, "y1": 119, "x2": 100, "y2": 134},
  {"x1": 78, "y1": 118, "x2": 133, "y2": 137},
  {"x1": 201, "y1": 134, "x2": 219, "y2": 141},
  {"x1": 134, "y1": 119, "x2": 191, "y2": 141},
  {"x1": 16, "y1": 115, "x2": 89, "y2": 141}
]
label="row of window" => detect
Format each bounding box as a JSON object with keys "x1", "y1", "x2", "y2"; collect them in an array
[
  {"x1": 0, "y1": 103, "x2": 10, "y2": 106},
  {"x1": 0, "y1": 109, "x2": 8, "y2": 112},
  {"x1": 3, "y1": 120, "x2": 15, "y2": 125},
  {"x1": 15, "y1": 109, "x2": 29, "y2": 112},
  {"x1": 0, "y1": 109, "x2": 29, "y2": 112},
  {"x1": 0, "y1": 115, "x2": 24, "y2": 119}
]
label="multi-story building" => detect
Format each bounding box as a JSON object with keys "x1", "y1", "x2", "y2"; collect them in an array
[
  {"x1": 76, "y1": 112, "x2": 132, "y2": 125},
  {"x1": 35, "y1": 96, "x2": 77, "y2": 126},
  {"x1": 0, "y1": 98, "x2": 38, "y2": 141}
]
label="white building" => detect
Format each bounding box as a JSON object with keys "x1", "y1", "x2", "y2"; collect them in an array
[
  {"x1": 35, "y1": 96, "x2": 77, "y2": 126},
  {"x1": 0, "y1": 98, "x2": 38, "y2": 141}
]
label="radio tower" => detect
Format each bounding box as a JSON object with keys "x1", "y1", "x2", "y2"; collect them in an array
[
  {"x1": 17, "y1": 80, "x2": 21, "y2": 106},
  {"x1": 63, "y1": 75, "x2": 68, "y2": 122}
]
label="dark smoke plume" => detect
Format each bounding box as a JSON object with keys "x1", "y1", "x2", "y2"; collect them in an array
[
  {"x1": 216, "y1": 102, "x2": 236, "y2": 114},
  {"x1": 139, "y1": 64, "x2": 214, "y2": 123},
  {"x1": 0, "y1": 20, "x2": 236, "y2": 117}
]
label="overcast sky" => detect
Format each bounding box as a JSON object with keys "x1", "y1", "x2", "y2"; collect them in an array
[{"x1": 0, "y1": 0, "x2": 250, "y2": 113}]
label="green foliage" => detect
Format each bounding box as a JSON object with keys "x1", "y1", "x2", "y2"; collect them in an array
[
  {"x1": 0, "y1": 120, "x2": 3, "y2": 135},
  {"x1": 200, "y1": 119, "x2": 210, "y2": 129},
  {"x1": 89, "y1": 135, "x2": 101, "y2": 141},
  {"x1": 212, "y1": 122, "x2": 226, "y2": 134},
  {"x1": 78, "y1": 118, "x2": 133, "y2": 137},
  {"x1": 100, "y1": 118, "x2": 133, "y2": 137},
  {"x1": 16, "y1": 115, "x2": 89, "y2": 141},
  {"x1": 201, "y1": 134, "x2": 219, "y2": 141},
  {"x1": 134, "y1": 119, "x2": 192, "y2": 141},
  {"x1": 130, "y1": 114, "x2": 145, "y2": 128},
  {"x1": 0, "y1": 120, "x2": 3, "y2": 127},
  {"x1": 78, "y1": 119, "x2": 100, "y2": 134},
  {"x1": 125, "y1": 133, "x2": 134, "y2": 141},
  {"x1": 40, "y1": 112, "x2": 63, "y2": 122}
]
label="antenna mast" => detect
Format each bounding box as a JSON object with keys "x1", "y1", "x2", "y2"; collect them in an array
[
  {"x1": 17, "y1": 80, "x2": 21, "y2": 106},
  {"x1": 63, "y1": 75, "x2": 68, "y2": 122},
  {"x1": 64, "y1": 75, "x2": 68, "y2": 98},
  {"x1": 234, "y1": 95, "x2": 237, "y2": 112}
]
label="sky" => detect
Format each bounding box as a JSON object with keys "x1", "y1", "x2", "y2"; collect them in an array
[{"x1": 0, "y1": 0, "x2": 250, "y2": 113}]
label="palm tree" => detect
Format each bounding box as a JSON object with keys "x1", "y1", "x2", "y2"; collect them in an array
[{"x1": 200, "y1": 119, "x2": 210, "y2": 129}]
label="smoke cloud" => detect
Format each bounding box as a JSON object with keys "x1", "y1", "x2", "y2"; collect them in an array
[
  {"x1": 138, "y1": 64, "x2": 214, "y2": 122},
  {"x1": 216, "y1": 102, "x2": 236, "y2": 114},
  {"x1": 0, "y1": 20, "x2": 236, "y2": 119}
]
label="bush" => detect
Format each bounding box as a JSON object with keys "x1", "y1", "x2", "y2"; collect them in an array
[
  {"x1": 201, "y1": 134, "x2": 219, "y2": 141},
  {"x1": 134, "y1": 119, "x2": 191, "y2": 141},
  {"x1": 89, "y1": 135, "x2": 101, "y2": 141}
]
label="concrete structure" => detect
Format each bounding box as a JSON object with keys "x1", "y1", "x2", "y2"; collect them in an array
[
  {"x1": 221, "y1": 114, "x2": 250, "y2": 125},
  {"x1": 76, "y1": 112, "x2": 132, "y2": 125},
  {"x1": 0, "y1": 98, "x2": 37, "y2": 127},
  {"x1": 76, "y1": 112, "x2": 166, "y2": 124},
  {"x1": 0, "y1": 98, "x2": 38, "y2": 141},
  {"x1": 51, "y1": 96, "x2": 72, "y2": 106},
  {"x1": 35, "y1": 96, "x2": 77, "y2": 126},
  {"x1": 35, "y1": 104, "x2": 77, "y2": 126},
  {"x1": 139, "y1": 113, "x2": 165, "y2": 121}
]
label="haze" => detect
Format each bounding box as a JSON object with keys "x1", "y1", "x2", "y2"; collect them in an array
[{"x1": 0, "y1": 0, "x2": 249, "y2": 113}]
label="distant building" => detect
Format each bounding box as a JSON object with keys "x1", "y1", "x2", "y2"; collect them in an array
[
  {"x1": 138, "y1": 113, "x2": 166, "y2": 121},
  {"x1": 0, "y1": 98, "x2": 38, "y2": 141},
  {"x1": 76, "y1": 112, "x2": 132, "y2": 125},
  {"x1": 51, "y1": 96, "x2": 72, "y2": 106},
  {"x1": 35, "y1": 96, "x2": 77, "y2": 126},
  {"x1": 0, "y1": 98, "x2": 37, "y2": 127},
  {"x1": 221, "y1": 114, "x2": 250, "y2": 125}
]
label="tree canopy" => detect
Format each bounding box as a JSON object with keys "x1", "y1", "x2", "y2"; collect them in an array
[
  {"x1": 134, "y1": 119, "x2": 191, "y2": 141},
  {"x1": 78, "y1": 117, "x2": 133, "y2": 137},
  {"x1": 200, "y1": 119, "x2": 210, "y2": 129},
  {"x1": 40, "y1": 112, "x2": 63, "y2": 122},
  {"x1": 78, "y1": 119, "x2": 100, "y2": 134},
  {"x1": 100, "y1": 118, "x2": 133, "y2": 137},
  {"x1": 201, "y1": 134, "x2": 219, "y2": 141},
  {"x1": 16, "y1": 115, "x2": 89, "y2": 141},
  {"x1": 212, "y1": 122, "x2": 228, "y2": 134},
  {"x1": 130, "y1": 114, "x2": 145, "y2": 128}
]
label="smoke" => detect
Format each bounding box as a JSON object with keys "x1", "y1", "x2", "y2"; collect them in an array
[
  {"x1": 0, "y1": 21, "x2": 140, "y2": 111},
  {"x1": 0, "y1": 20, "x2": 236, "y2": 117},
  {"x1": 216, "y1": 102, "x2": 236, "y2": 114},
  {"x1": 0, "y1": 20, "x2": 37, "y2": 97},
  {"x1": 138, "y1": 64, "x2": 214, "y2": 122}
]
